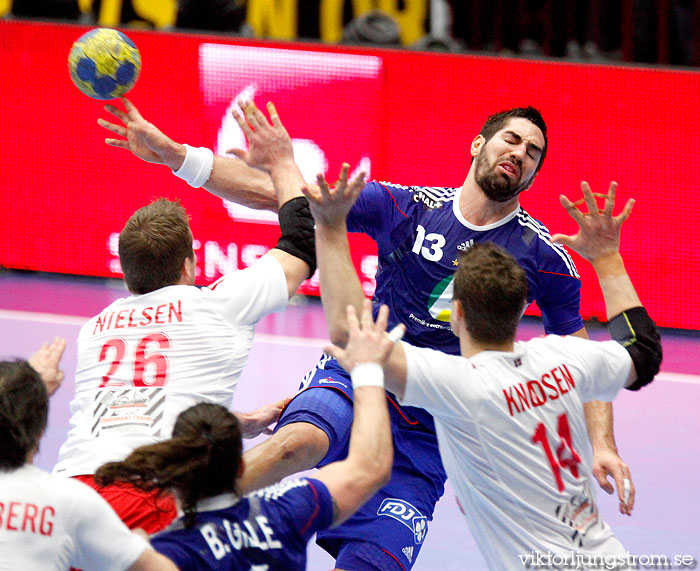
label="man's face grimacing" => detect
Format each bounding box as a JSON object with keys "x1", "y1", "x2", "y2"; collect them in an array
[{"x1": 472, "y1": 118, "x2": 545, "y2": 203}]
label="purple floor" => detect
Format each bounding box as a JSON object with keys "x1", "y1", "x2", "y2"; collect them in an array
[{"x1": 1, "y1": 272, "x2": 698, "y2": 569}]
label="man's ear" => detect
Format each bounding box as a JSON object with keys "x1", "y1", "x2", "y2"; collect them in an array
[
  {"x1": 471, "y1": 134, "x2": 485, "y2": 158},
  {"x1": 181, "y1": 255, "x2": 195, "y2": 284}
]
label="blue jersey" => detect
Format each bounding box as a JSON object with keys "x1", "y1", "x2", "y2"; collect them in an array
[
  {"x1": 348, "y1": 181, "x2": 583, "y2": 352},
  {"x1": 151, "y1": 478, "x2": 333, "y2": 570}
]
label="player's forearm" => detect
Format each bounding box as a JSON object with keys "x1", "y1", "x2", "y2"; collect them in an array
[
  {"x1": 316, "y1": 223, "x2": 367, "y2": 347},
  {"x1": 583, "y1": 400, "x2": 617, "y2": 452},
  {"x1": 270, "y1": 158, "x2": 306, "y2": 207},
  {"x1": 345, "y1": 386, "x2": 393, "y2": 487},
  {"x1": 591, "y1": 253, "x2": 642, "y2": 319},
  {"x1": 205, "y1": 156, "x2": 279, "y2": 211}
]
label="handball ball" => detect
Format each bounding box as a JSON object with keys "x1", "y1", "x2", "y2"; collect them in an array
[{"x1": 68, "y1": 28, "x2": 141, "y2": 100}]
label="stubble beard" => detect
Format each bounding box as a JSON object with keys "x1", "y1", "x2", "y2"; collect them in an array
[{"x1": 474, "y1": 153, "x2": 530, "y2": 203}]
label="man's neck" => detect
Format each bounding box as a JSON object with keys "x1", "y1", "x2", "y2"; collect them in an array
[
  {"x1": 460, "y1": 336, "x2": 515, "y2": 358},
  {"x1": 459, "y1": 178, "x2": 520, "y2": 226}
]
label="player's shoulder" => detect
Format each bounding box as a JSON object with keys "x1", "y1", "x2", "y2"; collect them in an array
[
  {"x1": 514, "y1": 208, "x2": 579, "y2": 277},
  {"x1": 248, "y1": 478, "x2": 316, "y2": 503},
  {"x1": 368, "y1": 181, "x2": 458, "y2": 210}
]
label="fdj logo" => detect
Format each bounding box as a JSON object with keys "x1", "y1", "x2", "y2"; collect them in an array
[{"x1": 377, "y1": 499, "x2": 428, "y2": 544}]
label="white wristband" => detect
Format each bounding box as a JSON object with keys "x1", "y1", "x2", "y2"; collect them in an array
[
  {"x1": 172, "y1": 144, "x2": 214, "y2": 188},
  {"x1": 351, "y1": 363, "x2": 385, "y2": 389}
]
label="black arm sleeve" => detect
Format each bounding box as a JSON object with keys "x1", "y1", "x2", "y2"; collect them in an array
[
  {"x1": 275, "y1": 197, "x2": 316, "y2": 279},
  {"x1": 608, "y1": 307, "x2": 662, "y2": 391}
]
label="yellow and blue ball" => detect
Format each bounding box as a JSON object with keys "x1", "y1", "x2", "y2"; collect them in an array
[{"x1": 68, "y1": 28, "x2": 141, "y2": 100}]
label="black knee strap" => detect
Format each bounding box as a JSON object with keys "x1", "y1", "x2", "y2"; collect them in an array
[
  {"x1": 608, "y1": 307, "x2": 662, "y2": 391},
  {"x1": 276, "y1": 197, "x2": 316, "y2": 278}
]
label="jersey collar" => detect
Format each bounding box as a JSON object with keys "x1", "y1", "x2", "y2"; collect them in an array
[{"x1": 452, "y1": 186, "x2": 521, "y2": 231}]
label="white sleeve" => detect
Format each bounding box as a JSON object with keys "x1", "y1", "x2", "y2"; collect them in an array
[
  {"x1": 68, "y1": 482, "x2": 150, "y2": 571},
  {"x1": 398, "y1": 342, "x2": 472, "y2": 420},
  {"x1": 206, "y1": 254, "x2": 289, "y2": 325},
  {"x1": 560, "y1": 336, "x2": 633, "y2": 402}
]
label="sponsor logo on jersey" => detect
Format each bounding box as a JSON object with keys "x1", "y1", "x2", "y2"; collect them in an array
[
  {"x1": 427, "y1": 275, "x2": 454, "y2": 322},
  {"x1": 411, "y1": 187, "x2": 444, "y2": 210},
  {"x1": 377, "y1": 498, "x2": 428, "y2": 544},
  {"x1": 457, "y1": 239, "x2": 474, "y2": 252},
  {"x1": 402, "y1": 546, "x2": 414, "y2": 563}
]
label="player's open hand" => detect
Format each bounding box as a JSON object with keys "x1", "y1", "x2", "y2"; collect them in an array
[
  {"x1": 592, "y1": 447, "x2": 635, "y2": 516},
  {"x1": 98, "y1": 98, "x2": 177, "y2": 165},
  {"x1": 302, "y1": 163, "x2": 366, "y2": 228},
  {"x1": 232, "y1": 100, "x2": 294, "y2": 173},
  {"x1": 551, "y1": 182, "x2": 634, "y2": 263},
  {"x1": 325, "y1": 301, "x2": 403, "y2": 374},
  {"x1": 28, "y1": 337, "x2": 66, "y2": 397}
]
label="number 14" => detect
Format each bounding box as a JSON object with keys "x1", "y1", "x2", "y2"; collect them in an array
[{"x1": 531, "y1": 413, "x2": 582, "y2": 492}]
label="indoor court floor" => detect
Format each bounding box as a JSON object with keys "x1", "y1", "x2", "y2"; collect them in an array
[{"x1": 1, "y1": 271, "x2": 698, "y2": 569}]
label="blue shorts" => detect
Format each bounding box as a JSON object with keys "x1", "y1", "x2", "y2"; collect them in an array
[{"x1": 275, "y1": 355, "x2": 447, "y2": 570}]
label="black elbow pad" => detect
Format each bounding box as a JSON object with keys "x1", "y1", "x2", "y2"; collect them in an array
[
  {"x1": 608, "y1": 307, "x2": 662, "y2": 391},
  {"x1": 276, "y1": 197, "x2": 317, "y2": 278}
]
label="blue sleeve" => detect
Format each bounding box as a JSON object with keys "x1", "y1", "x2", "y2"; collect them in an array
[
  {"x1": 271, "y1": 478, "x2": 334, "y2": 541},
  {"x1": 151, "y1": 538, "x2": 196, "y2": 569},
  {"x1": 347, "y1": 181, "x2": 413, "y2": 255},
  {"x1": 534, "y1": 249, "x2": 584, "y2": 335}
]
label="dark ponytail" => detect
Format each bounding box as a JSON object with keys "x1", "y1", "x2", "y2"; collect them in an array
[{"x1": 95, "y1": 403, "x2": 243, "y2": 527}]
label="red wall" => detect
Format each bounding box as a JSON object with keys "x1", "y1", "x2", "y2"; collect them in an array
[{"x1": 1, "y1": 21, "x2": 698, "y2": 329}]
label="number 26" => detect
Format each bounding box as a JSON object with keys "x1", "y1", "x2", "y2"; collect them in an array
[{"x1": 98, "y1": 333, "x2": 171, "y2": 388}]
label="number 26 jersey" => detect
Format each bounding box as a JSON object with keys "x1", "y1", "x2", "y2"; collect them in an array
[{"x1": 53, "y1": 255, "x2": 288, "y2": 478}]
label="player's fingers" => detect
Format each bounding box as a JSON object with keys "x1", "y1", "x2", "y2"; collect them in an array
[
  {"x1": 104, "y1": 103, "x2": 129, "y2": 123},
  {"x1": 323, "y1": 343, "x2": 343, "y2": 362},
  {"x1": 227, "y1": 148, "x2": 248, "y2": 160},
  {"x1": 581, "y1": 182, "x2": 599, "y2": 215},
  {"x1": 558, "y1": 194, "x2": 585, "y2": 223},
  {"x1": 614, "y1": 198, "x2": 635, "y2": 225},
  {"x1": 592, "y1": 466, "x2": 614, "y2": 495},
  {"x1": 336, "y1": 164, "x2": 350, "y2": 189},
  {"x1": 549, "y1": 233, "x2": 575, "y2": 247},
  {"x1": 360, "y1": 299, "x2": 374, "y2": 332},
  {"x1": 266, "y1": 101, "x2": 282, "y2": 127},
  {"x1": 105, "y1": 138, "x2": 130, "y2": 149},
  {"x1": 602, "y1": 181, "x2": 618, "y2": 216},
  {"x1": 316, "y1": 173, "x2": 332, "y2": 200},
  {"x1": 374, "y1": 303, "x2": 389, "y2": 334},
  {"x1": 232, "y1": 110, "x2": 252, "y2": 137},
  {"x1": 120, "y1": 97, "x2": 142, "y2": 119},
  {"x1": 348, "y1": 171, "x2": 366, "y2": 196},
  {"x1": 97, "y1": 118, "x2": 127, "y2": 137},
  {"x1": 346, "y1": 304, "x2": 361, "y2": 334},
  {"x1": 242, "y1": 100, "x2": 265, "y2": 129}
]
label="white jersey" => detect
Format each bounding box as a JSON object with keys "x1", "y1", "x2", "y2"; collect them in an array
[
  {"x1": 0, "y1": 464, "x2": 148, "y2": 570},
  {"x1": 400, "y1": 335, "x2": 633, "y2": 570},
  {"x1": 54, "y1": 255, "x2": 288, "y2": 477}
]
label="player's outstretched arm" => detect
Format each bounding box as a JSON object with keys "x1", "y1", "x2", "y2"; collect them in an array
[
  {"x1": 302, "y1": 165, "x2": 367, "y2": 347},
  {"x1": 28, "y1": 337, "x2": 66, "y2": 396},
  {"x1": 98, "y1": 98, "x2": 278, "y2": 211},
  {"x1": 314, "y1": 302, "x2": 399, "y2": 526},
  {"x1": 551, "y1": 182, "x2": 662, "y2": 388},
  {"x1": 234, "y1": 99, "x2": 316, "y2": 296}
]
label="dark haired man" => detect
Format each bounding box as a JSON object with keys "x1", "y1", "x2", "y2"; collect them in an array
[
  {"x1": 99, "y1": 99, "x2": 630, "y2": 570},
  {"x1": 53, "y1": 101, "x2": 317, "y2": 535},
  {"x1": 0, "y1": 340, "x2": 176, "y2": 570}
]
